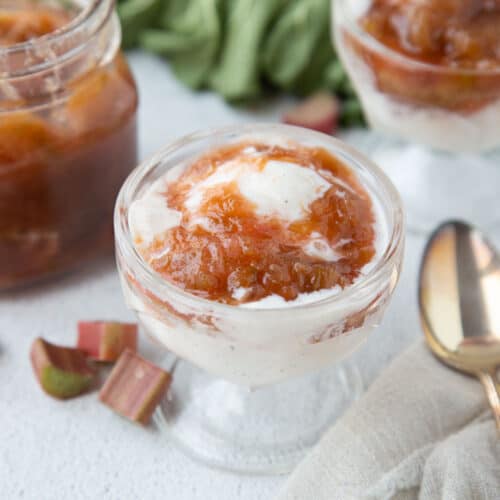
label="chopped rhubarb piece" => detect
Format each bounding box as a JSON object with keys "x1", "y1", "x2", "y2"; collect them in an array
[
  {"x1": 30, "y1": 338, "x2": 96, "y2": 399},
  {"x1": 99, "y1": 350, "x2": 171, "y2": 425},
  {"x1": 66, "y1": 63, "x2": 137, "y2": 134},
  {"x1": 77, "y1": 321, "x2": 138, "y2": 362},
  {"x1": 282, "y1": 92, "x2": 340, "y2": 135},
  {"x1": 0, "y1": 113, "x2": 59, "y2": 164}
]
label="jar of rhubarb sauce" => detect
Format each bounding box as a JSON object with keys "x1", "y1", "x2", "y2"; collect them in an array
[{"x1": 0, "y1": 0, "x2": 138, "y2": 290}]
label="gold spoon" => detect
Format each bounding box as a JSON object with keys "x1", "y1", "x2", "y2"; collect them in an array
[{"x1": 419, "y1": 220, "x2": 500, "y2": 430}]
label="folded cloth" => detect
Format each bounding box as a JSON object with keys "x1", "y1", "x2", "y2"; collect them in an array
[{"x1": 276, "y1": 341, "x2": 500, "y2": 500}]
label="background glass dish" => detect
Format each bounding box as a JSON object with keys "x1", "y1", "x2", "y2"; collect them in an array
[
  {"x1": 114, "y1": 124, "x2": 404, "y2": 473},
  {"x1": 333, "y1": 0, "x2": 500, "y2": 234}
]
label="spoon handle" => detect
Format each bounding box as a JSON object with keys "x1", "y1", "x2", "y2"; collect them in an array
[{"x1": 478, "y1": 371, "x2": 500, "y2": 432}]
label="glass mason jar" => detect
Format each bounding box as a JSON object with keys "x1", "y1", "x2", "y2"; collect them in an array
[
  {"x1": 0, "y1": 0, "x2": 138, "y2": 290},
  {"x1": 115, "y1": 124, "x2": 405, "y2": 473}
]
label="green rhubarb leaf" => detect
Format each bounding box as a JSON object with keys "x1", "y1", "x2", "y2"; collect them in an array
[
  {"x1": 209, "y1": 0, "x2": 286, "y2": 100},
  {"x1": 262, "y1": 0, "x2": 329, "y2": 90},
  {"x1": 139, "y1": 0, "x2": 222, "y2": 89},
  {"x1": 289, "y1": 29, "x2": 336, "y2": 96},
  {"x1": 118, "y1": 0, "x2": 164, "y2": 49}
]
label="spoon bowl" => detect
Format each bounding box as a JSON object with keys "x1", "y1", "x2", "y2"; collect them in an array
[{"x1": 419, "y1": 220, "x2": 500, "y2": 429}]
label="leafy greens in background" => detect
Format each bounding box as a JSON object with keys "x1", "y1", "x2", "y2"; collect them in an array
[{"x1": 117, "y1": 0, "x2": 364, "y2": 126}]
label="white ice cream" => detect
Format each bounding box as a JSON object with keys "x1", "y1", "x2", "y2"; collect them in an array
[
  {"x1": 122, "y1": 272, "x2": 391, "y2": 386},
  {"x1": 355, "y1": 73, "x2": 500, "y2": 153},
  {"x1": 185, "y1": 159, "x2": 331, "y2": 221},
  {"x1": 128, "y1": 193, "x2": 181, "y2": 245},
  {"x1": 131, "y1": 158, "x2": 334, "y2": 244}
]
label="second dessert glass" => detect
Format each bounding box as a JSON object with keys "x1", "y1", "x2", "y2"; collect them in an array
[
  {"x1": 333, "y1": 0, "x2": 500, "y2": 234},
  {"x1": 115, "y1": 124, "x2": 404, "y2": 473}
]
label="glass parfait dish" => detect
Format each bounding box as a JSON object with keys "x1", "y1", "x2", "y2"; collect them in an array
[
  {"x1": 114, "y1": 124, "x2": 404, "y2": 473},
  {"x1": 333, "y1": 0, "x2": 500, "y2": 234}
]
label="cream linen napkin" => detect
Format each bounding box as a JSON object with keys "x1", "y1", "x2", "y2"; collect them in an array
[{"x1": 276, "y1": 341, "x2": 500, "y2": 500}]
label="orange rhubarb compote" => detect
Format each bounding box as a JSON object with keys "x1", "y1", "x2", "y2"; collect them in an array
[
  {"x1": 361, "y1": 0, "x2": 500, "y2": 70},
  {"x1": 354, "y1": 0, "x2": 500, "y2": 111},
  {"x1": 0, "y1": 6, "x2": 69, "y2": 45},
  {"x1": 130, "y1": 142, "x2": 378, "y2": 306}
]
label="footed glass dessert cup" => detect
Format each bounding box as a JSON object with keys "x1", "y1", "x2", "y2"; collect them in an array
[
  {"x1": 114, "y1": 124, "x2": 405, "y2": 473},
  {"x1": 333, "y1": 0, "x2": 500, "y2": 234}
]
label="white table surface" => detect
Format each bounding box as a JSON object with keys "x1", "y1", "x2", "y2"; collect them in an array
[{"x1": 1, "y1": 51, "x2": 441, "y2": 500}]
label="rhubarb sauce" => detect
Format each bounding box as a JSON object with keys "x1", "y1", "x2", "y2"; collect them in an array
[
  {"x1": 361, "y1": 0, "x2": 500, "y2": 70},
  {"x1": 341, "y1": 0, "x2": 500, "y2": 113},
  {"x1": 132, "y1": 142, "x2": 377, "y2": 305}
]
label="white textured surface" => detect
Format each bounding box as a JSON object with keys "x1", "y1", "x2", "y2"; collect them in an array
[{"x1": 0, "y1": 51, "x2": 439, "y2": 499}]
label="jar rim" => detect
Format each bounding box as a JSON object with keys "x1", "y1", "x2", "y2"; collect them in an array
[
  {"x1": 334, "y1": 0, "x2": 500, "y2": 77},
  {"x1": 115, "y1": 123, "x2": 405, "y2": 314},
  {"x1": 0, "y1": 0, "x2": 115, "y2": 78}
]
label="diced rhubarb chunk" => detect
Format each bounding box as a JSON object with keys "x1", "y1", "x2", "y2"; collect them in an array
[
  {"x1": 99, "y1": 350, "x2": 171, "y2": 425},
  {"x1": 30, "y1": 338, "x2": 96, "y2": 399},
  {"x1": 66, "y1": 62, "x2": 137, "y2": 135},
  {"x1": 0, "y1": 113, "x2": 58, "y2": 164},
  {"x1": 282, "y1": 92, "x2": 340, "y2": 135},
  {"x1": 77, "y1": 321, "x2": 138, "y2": 362}
]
